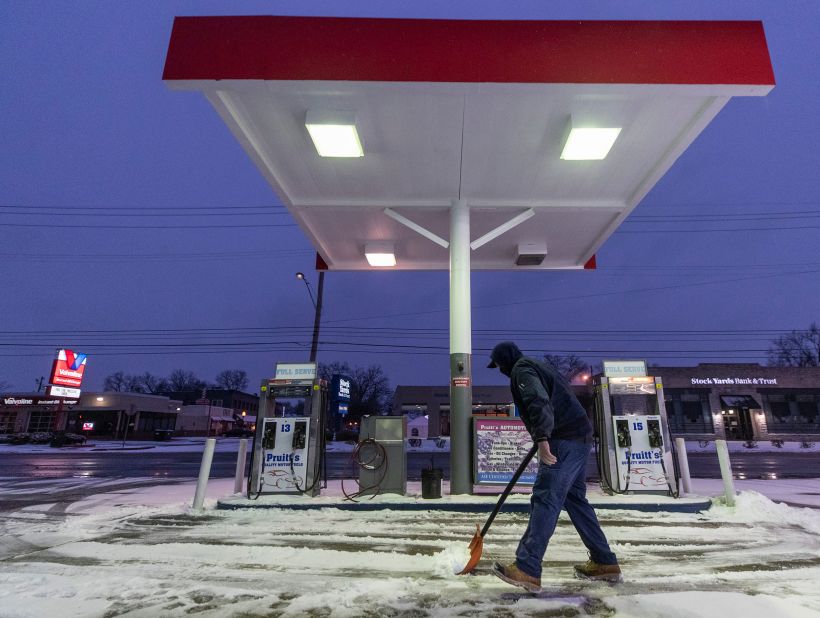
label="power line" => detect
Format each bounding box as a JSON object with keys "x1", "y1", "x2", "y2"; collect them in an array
[
  {"x1": 0, "y1": 209, "x2": 292, "y2": 218},
  {"x1": 0, "y1": 325, "x2": 803, "y2": 336},
  {"x1": 615, "y1": 224, "x2": 820, "y2": 233},
  {"x1": 323, "y1": 266, "x2": 820, "y2": 324},
  {"x1": 0, "y1": 204, "x2": 287, "y2": 211},
  {"x1": 0, "y1": 222, "x2": 298, "y2": 229}
]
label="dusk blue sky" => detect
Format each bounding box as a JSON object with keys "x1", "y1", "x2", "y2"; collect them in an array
[{"x1": 1, "y1": 1, "x2": 818, "y2": 393}]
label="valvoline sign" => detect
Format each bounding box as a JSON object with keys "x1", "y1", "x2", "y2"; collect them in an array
[{"x1": 49, "y1": 349, "x2": 88, "y2": 388}]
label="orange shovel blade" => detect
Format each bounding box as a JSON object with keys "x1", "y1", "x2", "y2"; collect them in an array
[{"x1": 458, "y1": 523, "x2": 484, "y2": 575}]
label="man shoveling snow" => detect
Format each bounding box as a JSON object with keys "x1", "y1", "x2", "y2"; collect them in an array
[{"x1": 486, "y1": 341, "x2": 622, "y2": 592}]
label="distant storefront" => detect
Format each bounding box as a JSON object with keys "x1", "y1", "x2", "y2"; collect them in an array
[
  {"x1": 393, "y1": 385, "x2": 516, "y2": 438},
  {"x1": 0, "y1": 394, "x2": 79, "y2": 434},
  {"x1": 65, "y1": 392, "x2": 183, "y2": 439},
  {"x1": 163, "y1": 389, "x2": 259, "y2": 418},
  {"x1": 653, "y1": 364, "x2": 820, "y2": 441}
]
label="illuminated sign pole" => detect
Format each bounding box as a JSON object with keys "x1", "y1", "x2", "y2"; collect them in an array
[{"x1": 47, "y1": 349, "x2": 88, "y2": 432}]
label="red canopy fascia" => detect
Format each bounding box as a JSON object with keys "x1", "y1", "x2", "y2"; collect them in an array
[{"x1": 163, "y1": 16, "x2": 774, "y2": 87}]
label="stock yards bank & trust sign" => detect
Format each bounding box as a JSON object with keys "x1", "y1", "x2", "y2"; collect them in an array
[{"x1": 691, "y1": 376, "x2": 778, "y2": 385}]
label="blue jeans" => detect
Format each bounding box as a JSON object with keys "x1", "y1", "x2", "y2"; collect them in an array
[{"x1": 516, "y1": 438, "x2": 618, "y2": 578}]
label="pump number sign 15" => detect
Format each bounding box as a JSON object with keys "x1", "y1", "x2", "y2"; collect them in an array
[{"x1": 613, "y1": 414, "x2": 668, "y2": 491}]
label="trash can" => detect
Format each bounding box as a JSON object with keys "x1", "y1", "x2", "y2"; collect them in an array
[{"x1": 421, "y1": 468, "x2": 443, "y2": 499}]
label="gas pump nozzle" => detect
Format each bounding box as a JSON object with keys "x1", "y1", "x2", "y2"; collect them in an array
[
  {"x1": 293, "y1": 420, "x2": 307, "y2": 450},
  {"x1": 615, "y1": 419, "x2": 632, "y2": 493},
  {"x1": 615, "y1": 419, "x2": 632, "y2": 448},
  {"x1": 647, "y1": 419, "x2": 663, "y2": 448}
]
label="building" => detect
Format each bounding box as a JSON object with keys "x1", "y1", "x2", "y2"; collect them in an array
[
  {"x1": 177, "y1": 404, "x2": 244, "y2": 436},
  {"x1": 163, "y1": 389, "x2": 259, "y2": 419},
  {"x1": 393, "y1": 385, "x2": 515, "y2": 438},
  {"x1": 393, "y1": 364, "x2": 820, "y2": 442},
  {"x1": 66, "y1": 392, "x2": 183, "y2": 439},
  {"x1": 0, "y1": 391, "x2": 183, "y2": 439},
  {"x1": 654, "y1": 364, "x2": 820, "y2": 441},
  {"x1": 0, "y1": 393, "x2": 79, "y2": 434}
]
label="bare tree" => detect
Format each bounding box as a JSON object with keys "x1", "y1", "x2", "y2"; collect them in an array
[
  {"x1": 543, "y1": 353, "x2": 589, "y2": 380},
  {"x1": 318, "y1": 361, "x2": 351, "y2": 382},
  {"x1": 103, "y1": 371, "x2": 144, "y2": 392},
  {"x1": 768, "y1": 323, "x2": 820, "y2": 367},
  {"x1": 318, "y1": 362, "x2": 391, "y2": 419},
  {"x1": 215, "y1": 369, "x2": 249, "y2": 391},
  {"x1": 139, "y1": 372, "x2": 169, "y2": 394},
  {"x1": 350, "y1": 364, "x2": 392, "y2": 417},
  {"x1": 166, "y1": 369, "x2": 207, "y2": 392}
]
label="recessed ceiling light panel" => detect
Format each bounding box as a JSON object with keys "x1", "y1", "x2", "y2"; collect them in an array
[
  {"x1": 305, "y1": 110, "x2": 363, "y2": 158},
  {"x1": 561, "y1": 117, "x2": 621, "y2": 160},
  {"x1": 365, "y1": 242, "x2": 396, "y2": 267}
]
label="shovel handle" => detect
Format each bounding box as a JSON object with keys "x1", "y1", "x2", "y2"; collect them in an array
[{"x1": 480, "y1": 443, "x2": 539, "y2": 538}]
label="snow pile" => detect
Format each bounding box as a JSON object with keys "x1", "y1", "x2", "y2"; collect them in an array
[
  {"x1": 431, "y1": 542, "x2": 473, "y2": 577},
  {"x1": 710, "y1": 490, "x2": 820, "y2": 535},
  {"x1": 608, "y1": 590, "x2": 819, "y2": 618}
]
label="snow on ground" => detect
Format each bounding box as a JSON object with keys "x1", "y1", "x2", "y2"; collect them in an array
[{"x1": 1, "y1": 477, "x2": 819, "y2": 617}]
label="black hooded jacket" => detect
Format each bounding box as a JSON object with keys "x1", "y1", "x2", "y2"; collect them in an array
[{"x1": 490, "y1": 342, "x2": 592, "y2": 443}]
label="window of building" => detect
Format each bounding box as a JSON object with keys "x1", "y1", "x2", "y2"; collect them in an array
[
  {"x1": 797, "y1": 397, "x2": 819, "y2": 423},
  {"x1": 472, "y1": 403, "x2": 512, "y2": 416},
  {"x1": 664, "y1": 390, "x2": 713, "y2": 433},
  {"x1": 0, "y1": 412, "x2": 18, "y2": 434},
  {"x1": 137, "y1": 412, "x2": 177, "y2": 432},
  {"x1": 27, "y1": 410, "x2": 54, "y2": 433},
  {"x1": 439, "y1": 406, "x2": 450, "y2": 437},
  {"x1": 401, "y1": 405, "x2": 427, "y2": 421},
  {"x1": 767, "y1": 395, "x2": 791, "y2": 423}
]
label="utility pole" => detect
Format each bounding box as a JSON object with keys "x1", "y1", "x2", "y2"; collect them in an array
[
  {"x1": 296, "y1": 271, "x2": 325, "y2": 363},
  {"x1": 122, "y1": 403, "x2": 136, "y2": 448}
]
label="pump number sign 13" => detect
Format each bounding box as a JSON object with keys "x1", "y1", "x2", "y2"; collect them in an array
[
  {"x1": 259, "y1": 417, "x2": 312, "y2": 492},
  {"x1": 612, "y1": 414, "x2": 668, "y2": 491}
]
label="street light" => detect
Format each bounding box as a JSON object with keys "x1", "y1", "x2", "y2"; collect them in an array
[{"x1": 295, "y1": 271, "x2": 324, "y2": 363}]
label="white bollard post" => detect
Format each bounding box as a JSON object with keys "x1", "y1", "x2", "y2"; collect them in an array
[
  {"x1": 234, "y1": 438, "x2": 248, "y2": 494},
  {"x1": 715, "y1": 439, "x2": 736, "y2": 506},
  {"x1": 674, "y1": 438, "x2": 692, "y2": 495},
  {"x1": 192, "y1": 438, "x2": 216, "y2": 510}
]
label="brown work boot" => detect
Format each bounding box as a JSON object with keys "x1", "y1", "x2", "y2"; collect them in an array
[
  {"x1": 573, "y1": 559, "x2": 622, "y2": 582},
  {"x1": 491, "y1": 561, "x2": 542, "y2": 593}
]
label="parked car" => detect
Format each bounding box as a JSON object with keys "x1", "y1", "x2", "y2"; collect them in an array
[
  {"x1": 225, "y1": 427, "x2": 254, "y2": 438},
  {"x1": 153, "y1": 429, "x2": 175, "y2": 441},
  {"x1": 49, "y1": 432, "x2": 87, "y2": 447}
]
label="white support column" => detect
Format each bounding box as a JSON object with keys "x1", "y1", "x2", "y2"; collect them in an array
[
  {"x1": 715, "y1": 439, "x2": 736, "y2": 506},
  {"x1": 674, "y1": 437, "x2": 692, "y2": 495},
  {"x1": 234, "y1": 438, "x2": 249, "y2": 494},
  {"x1": 192, "y1": 438, "x2": 216, "y2": 510},
  {"x1": 449, "y1": 199, "x2": 472, "y2": 494}
]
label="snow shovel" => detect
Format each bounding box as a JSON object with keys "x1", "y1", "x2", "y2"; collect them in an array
[{"x1": 458, "y1": 444, "x2": 539, "y2": 575}]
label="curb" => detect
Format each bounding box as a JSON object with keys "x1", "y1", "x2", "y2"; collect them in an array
[{"x1": 216, "y1": 496, "x2": 712, "y2": 514}]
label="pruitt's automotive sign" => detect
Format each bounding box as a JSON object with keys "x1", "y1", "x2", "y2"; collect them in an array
[
  {"x1": 473, "y1": 418, "x2": 538, "y2": 486},
  {"x1": 49, "y1": 349, "x2": 88, "y2": 387}
]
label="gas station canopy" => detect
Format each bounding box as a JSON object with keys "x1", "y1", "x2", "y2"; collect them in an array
[{"x1": 163, "y1": 17, "x2": 774, "y2": 270}]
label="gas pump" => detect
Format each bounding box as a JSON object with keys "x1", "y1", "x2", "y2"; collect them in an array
[
  {"x1": 594, "y1": 374, "x2": 678, "y2": 496},
  {"x1": 248, "y1": 376, "x2": 328, "y2": 498}
]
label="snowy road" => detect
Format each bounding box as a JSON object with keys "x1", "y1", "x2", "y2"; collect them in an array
[{"x1": 1, "y1": 478, "x2": 819, "y2": 617}]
